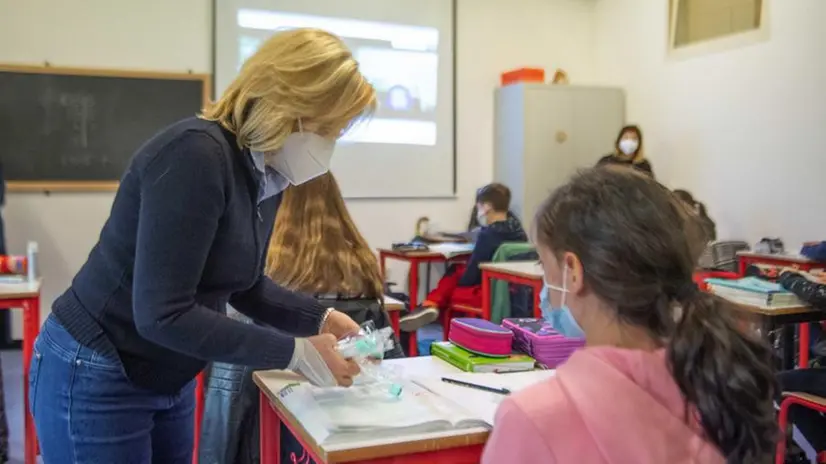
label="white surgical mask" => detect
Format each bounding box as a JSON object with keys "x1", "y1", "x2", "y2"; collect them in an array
[
  {"x1": 271, "y1": 119, "x2": 336, "y2": 185},
  {"x1": 476, "y1": 209, "x2": 488, "y2": 227},
  {"x1": 618, "y1": 139, "x2": 639, "y2": 156}
]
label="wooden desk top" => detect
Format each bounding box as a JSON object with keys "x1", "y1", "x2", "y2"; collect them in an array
[
  {"x1": 419, "y1": 233, "x2": 470, "y2": 244},
  {"x1": 253, "y1": 357, "x2": 489, "y2": 463},
  {"x1": 736, "y1": 251, "x2": 818, "y2": 264},
  {"x1": 480, "y1": 261, "x2": 543, "y2": 280},
  {"x1": 0, "y1": 279, "x2": 42, "y2": 299},
  {"x1": 736, "y1": 303, "x2": 821, "y2": 317},
  {"x1": 782, "y1": 392, "x2": 826, "y2": 407},
  {"x1": 383, "y1": 295, "x2": 405, "y2": 312}
]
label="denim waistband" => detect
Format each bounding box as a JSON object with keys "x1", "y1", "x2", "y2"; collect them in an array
[{"x1": 39, "y1": 314, "x2": 122, "y2": 371}]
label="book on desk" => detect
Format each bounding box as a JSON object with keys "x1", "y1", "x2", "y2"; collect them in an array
[
  {"x1": 277, "y1": 380, "x2": 490, "y2": 446},
  {"x1": 0, "y1": 275, "x2": 26, "y2": 284},
  {"x1": 276, "y1": 369, "x2": 555, "y2": 445},
  {"x1": 430, "y1": 341, "x2": 536, "y2": 373},
  {"x1": 706, "y1": 277, "x2": 803, "y2": 309}
]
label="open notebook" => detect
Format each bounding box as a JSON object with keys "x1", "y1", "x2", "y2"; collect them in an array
[
  {"x1": 411, "y1": 370, "x2": 557, "y2": 426},
  {"x1": 277, "y1": 380, "x2": 489, "y2": 445}
]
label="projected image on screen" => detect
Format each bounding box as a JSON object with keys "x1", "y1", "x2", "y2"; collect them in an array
[{"x1": 237, "y1": 9, "x2": 439, "y2": 146}]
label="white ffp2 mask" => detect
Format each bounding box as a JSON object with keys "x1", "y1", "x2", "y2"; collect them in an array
[{"x1": 271, "y1": 119, "x2": 336, "y2": 185}]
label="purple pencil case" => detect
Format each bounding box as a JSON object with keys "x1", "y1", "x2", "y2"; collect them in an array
[{"x1": 502, "y1": 318, "x2": 585, "y2": 368}]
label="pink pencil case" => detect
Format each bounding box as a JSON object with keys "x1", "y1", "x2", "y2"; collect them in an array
[{"x1": 448, "y1": 318, "x2": 513, "y2": 357}]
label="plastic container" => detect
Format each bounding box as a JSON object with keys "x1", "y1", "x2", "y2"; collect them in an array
[
  {"x1": 501, "y1": 67, "x2": 545, "y2": 86},
  {"x1": 27, "y1": 242, "x2": 38, "y2": 282}
]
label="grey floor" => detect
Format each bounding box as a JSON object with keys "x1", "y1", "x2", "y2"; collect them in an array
[{"x1": 2, "y1": 350, "x2": 24, "y2": 464}]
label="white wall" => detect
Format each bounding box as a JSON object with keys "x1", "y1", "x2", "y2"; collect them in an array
[
  {"x1": 592, "y1": 0, "x2": 826, "y2": 248},
  {"x1": 0, "y1": 0, "x2": 595, "y2": 338}
]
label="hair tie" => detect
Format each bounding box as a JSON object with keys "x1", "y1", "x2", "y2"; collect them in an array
[{"x1": 675, "y1": 281, "x2": 700, "y2": 301}]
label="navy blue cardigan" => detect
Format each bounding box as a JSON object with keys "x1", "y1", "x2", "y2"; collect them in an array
[{"x1": 53, "y1": 118, "x2": 326, "y2": 394}]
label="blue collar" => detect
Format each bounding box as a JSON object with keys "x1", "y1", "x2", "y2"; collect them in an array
[{"x1": 249, "y1": 151, "x2": 289, "y2": 204}]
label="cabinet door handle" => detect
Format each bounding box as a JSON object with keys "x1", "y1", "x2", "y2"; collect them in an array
[{"x1": 555, "y1": 131, "x2": 568, "y2": 144}]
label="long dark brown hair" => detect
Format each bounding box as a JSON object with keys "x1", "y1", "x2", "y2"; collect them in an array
[
  {"x1": 534, "y1": 167, "x2": 776, "y2": 463},
  {"x1": 266, "y1": 172, "x2": 383, "y2": 298}
]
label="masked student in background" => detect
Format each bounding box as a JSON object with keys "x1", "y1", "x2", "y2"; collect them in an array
[
  {"x1": 596, "y1": 125, "x2": 654, "y2": 178},
  {"x1": 483, "y1": 167, "x2": 776, "y2": 463},
  {"x1": 400, "y1": 183, "x2": 527, "y2": 332},
  {"x1": 200, "y1": 172, "x2": 403, "y2": 464}
]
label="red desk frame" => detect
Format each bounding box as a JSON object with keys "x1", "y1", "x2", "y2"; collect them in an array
[
  {"x1": 480, "y1": 267, "x2": 543, "y2": 321},
  {"x1": 775, "y1": 392, "x2": 826, "y2": 464},
  {"x1": 190, "y1": 300, "x2": 404, "y2": 464},
  {"x1": 737, "y1": 253, "x2": 826, "y2": 368},
  {"x1": 378, "y1": 249, "x2": 469, "y2": 356},
  {"x1": 0, "y1": 286, "x2": 41, "y2": 464}
]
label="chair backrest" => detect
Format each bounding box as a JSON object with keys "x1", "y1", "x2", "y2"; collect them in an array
[
  {"x1": 490, "y1": 242, "x2": 536, "y2": 323},
  {"x1": 491, "y1": 242, "x2": 536, "y2": 263},
  {"x1": 710, "y1": 241, "x2": 750, "y2": 272}
]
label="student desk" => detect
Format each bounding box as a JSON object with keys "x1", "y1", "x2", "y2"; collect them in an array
[
  {"x1": 736, "y1": 303, "x2": 826, "y2": 370},
  {"x1": 479, "y1": 261, "x2": 544, "y2": 320},
  {"x1": 254, "y1": 356, "x2": 489, "y2": 464},
  {"x1": 735, "y1": 252, "x2": 826, "y2": 369},
  {"x1": 0, "y1": 280, "x2": 41, "y2": 464},
  {"x1": 377, "y1": 248, "x2": 472, "y2": 356},
  {"x1": 192, "y1": 295, "x2": 409, "y2": 463}
]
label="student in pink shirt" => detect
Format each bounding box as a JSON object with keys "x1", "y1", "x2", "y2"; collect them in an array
[{"x1": 483, "y1": 167, "x2": 778, "y2": 464}]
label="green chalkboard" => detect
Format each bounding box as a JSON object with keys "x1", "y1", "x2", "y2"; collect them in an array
[{"x1": 0, "y1": 65, "x2": 209, "y2": 191}]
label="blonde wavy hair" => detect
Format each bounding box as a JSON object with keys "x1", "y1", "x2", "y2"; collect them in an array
[
  {"x1": 265, "y1": 173, "x2": 383, "y2": 298},
  {"x1": 202, "y1": 28, "x2": 376, "y2": 151}
]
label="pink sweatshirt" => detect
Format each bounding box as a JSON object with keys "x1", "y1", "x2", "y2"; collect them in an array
[{"x1": 482, "y1": 347, "x2": 725, "y2": 464}]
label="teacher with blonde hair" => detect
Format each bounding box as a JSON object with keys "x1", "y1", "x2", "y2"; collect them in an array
[{"x1": 29, "y1": 29, "x2": 373, "y2": 463}]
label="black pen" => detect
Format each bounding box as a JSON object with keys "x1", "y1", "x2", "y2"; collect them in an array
[{"x1": 441, "y1": 377, "x2": 511, "y2": 395}]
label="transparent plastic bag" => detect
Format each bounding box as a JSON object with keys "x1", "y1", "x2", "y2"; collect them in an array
[{"x1": 336, "y1": 321, "x2": 404, "y2": 398}]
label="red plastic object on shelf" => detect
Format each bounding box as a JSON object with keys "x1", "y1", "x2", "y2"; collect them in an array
[
  {"x1": 500, "y1": 67, "x2": 545, "y2": 86},
  {"x1": 0, "y1": 255, "x2": 27, "y2": 274}
]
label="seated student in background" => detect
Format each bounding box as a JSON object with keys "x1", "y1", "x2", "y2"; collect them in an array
[
  {"x1": 673, "y1": 189, "x2": 717, "y2": 242},
  {"x1": 596, "y1": 125, "x2": 655, "y2": 178},
  {"x1": 483, "y1": 168, "x2": 776, "y2": 463},
  {"x1": 400, "y1": 183, "x2": 527, "y2": 331},
  {"x1": 200, "y1": 172, "x2": 402, "y2": 464}
]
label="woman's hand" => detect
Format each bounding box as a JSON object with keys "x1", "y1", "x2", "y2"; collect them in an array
[
  {"x1": 321, "y1": 309, "x2": 360, "y2": 339},
  {"x1": 298, "y1": 334, "x2": 361, "y2": 387}
]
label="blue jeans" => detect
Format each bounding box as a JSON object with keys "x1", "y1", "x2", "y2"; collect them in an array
[{"x1": 29, "y1": 315, "x2": 195, "y2": 464}]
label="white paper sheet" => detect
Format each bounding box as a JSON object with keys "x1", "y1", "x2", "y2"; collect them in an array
[{"x1": 412, "y1": 370, "x2": 556, "y2": 425}]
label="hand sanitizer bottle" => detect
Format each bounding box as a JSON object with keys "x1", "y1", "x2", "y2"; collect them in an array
[{"x1": 26, "y1": 242, "x2": 38, "y2": 282}]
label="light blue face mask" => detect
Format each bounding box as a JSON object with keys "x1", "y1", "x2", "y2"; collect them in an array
[{"x1": 540, "y1": 266, "x2": 586, "y2": 339}]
